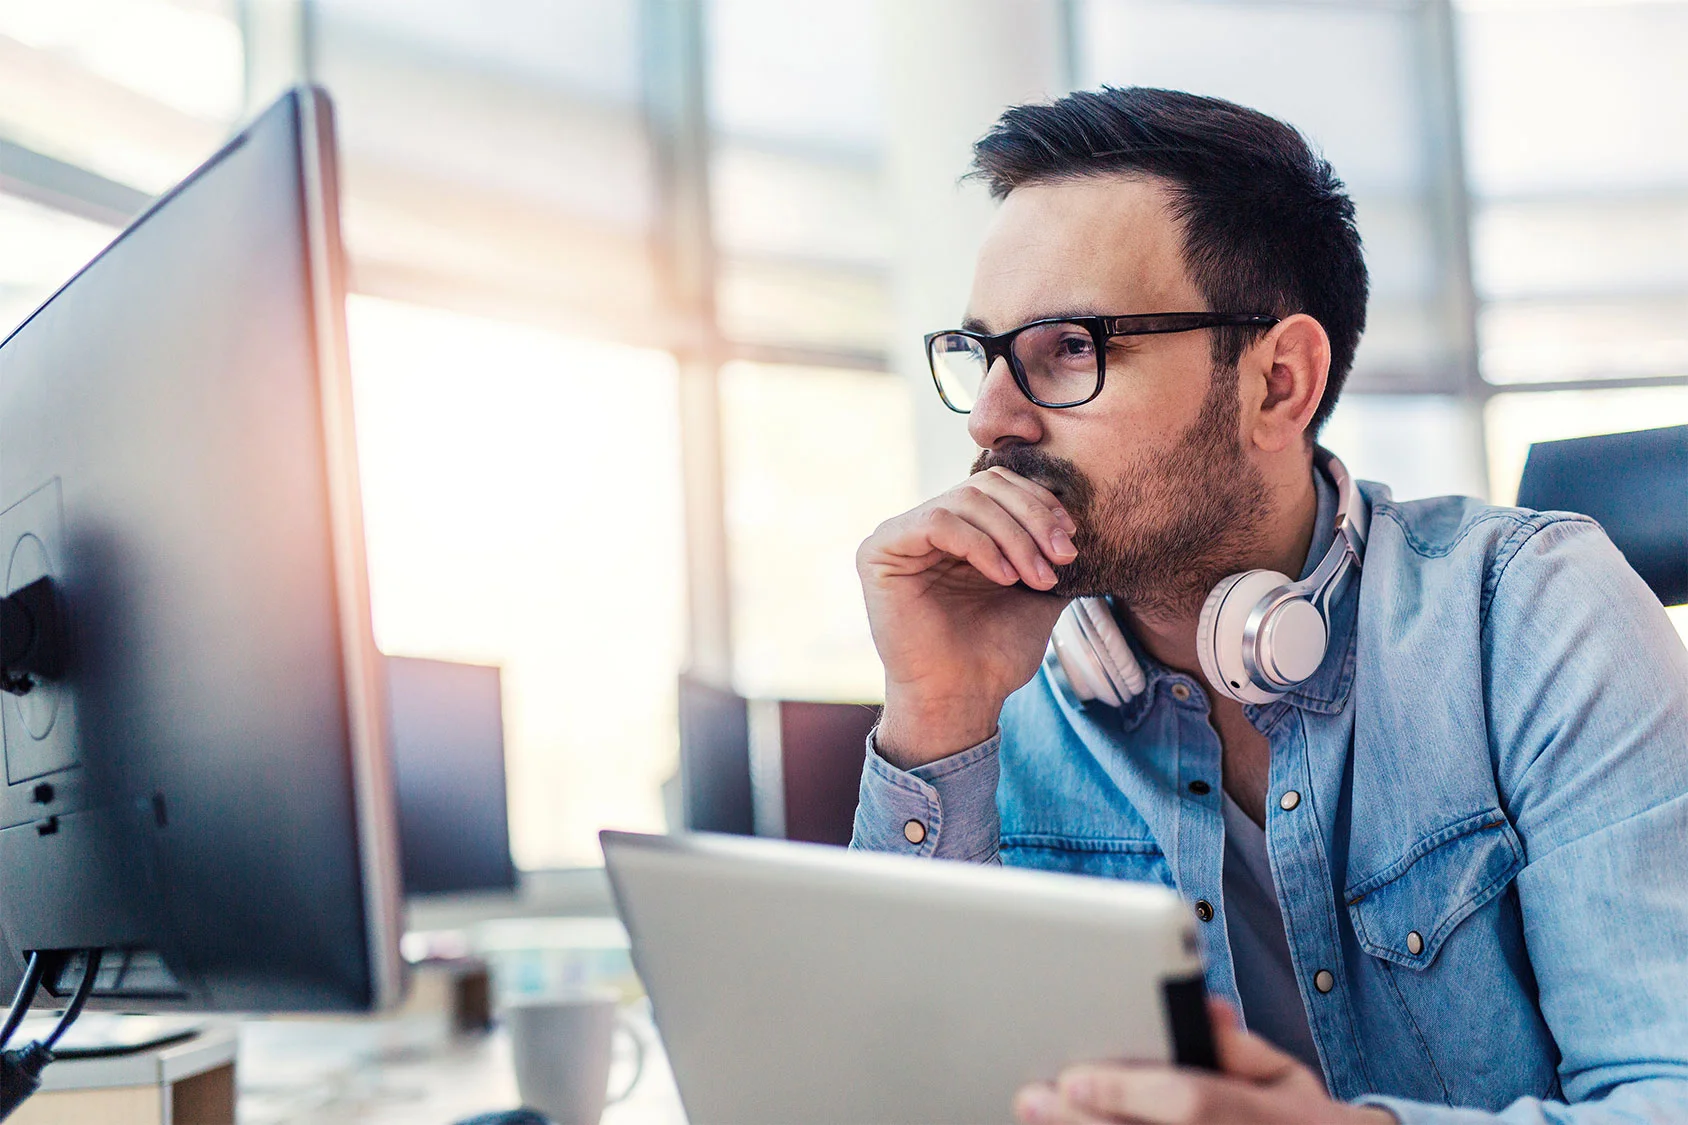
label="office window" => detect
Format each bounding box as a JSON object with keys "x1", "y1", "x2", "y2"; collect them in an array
[
  {"x1": 720, "y1": 362, "x2": 917, "y2": 701},
  {"x1": 348, "y1": 296, "x2": 685, "y2": 868},
  {"x1": 0, "y1": 0, "x2": 242, "y2": 192},
  {"x1": 0, "y1": 192, "x2": 119, "y2": 335},
  {"x1": 706, "y1": 0, "x2": 890, "y2": 355},
  {"x1": 1460, "y1": 0, "x2": 1688, "y2": 384},
  {"x1": 1319, "y1": 395, "x2": 1488, "y2": 502},
  {"x1": 314, "y1": 0, "x2": 662, "y2": 344},
  {"x1": 706, "y1": 0, "x2": 882, "y2": 150}
]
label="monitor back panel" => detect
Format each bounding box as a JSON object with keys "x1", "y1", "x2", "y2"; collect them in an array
[{"x1": 0, "y1": 89, "x2": 399, "y2": 1011}]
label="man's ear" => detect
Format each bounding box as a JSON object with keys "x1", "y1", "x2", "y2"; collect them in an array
[{"x1": 1246, "y1": 313, "x2": 1329, "y2": 454}]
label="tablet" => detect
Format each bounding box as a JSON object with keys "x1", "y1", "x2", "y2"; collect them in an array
[{"x1": 602, "y1": 830, "x2": 1214, "y2": 1125}]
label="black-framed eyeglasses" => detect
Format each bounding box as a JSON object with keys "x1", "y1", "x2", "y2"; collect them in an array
[{"x1": 924, "y1": 312, "x2": 1280, "y2": 414}]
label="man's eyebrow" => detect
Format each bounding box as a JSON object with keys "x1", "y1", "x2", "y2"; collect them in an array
[{"x1": 958, "y1": 310, "x2": 1104, "y2": 335}]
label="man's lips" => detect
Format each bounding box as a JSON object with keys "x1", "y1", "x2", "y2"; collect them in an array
[
  {"x1": 975, "y1": 450, "x2": 1085, "y2": 510},
  {"x1": 1026, "y1": 476, "x2": 1068, "y2": 504}
]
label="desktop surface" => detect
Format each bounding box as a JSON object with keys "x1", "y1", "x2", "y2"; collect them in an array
[{"x1": 235, "y1": 1006, "x2": 680, "y2": 1125}]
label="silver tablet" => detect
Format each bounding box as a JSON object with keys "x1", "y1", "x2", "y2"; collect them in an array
[{"x1": 602, "y1": 830, "x2": 1214, "y2": 1125}]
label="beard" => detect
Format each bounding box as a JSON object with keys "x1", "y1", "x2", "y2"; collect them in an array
[{"x1": 972, "y1": 368, "x2": 1272, "y2": 620}]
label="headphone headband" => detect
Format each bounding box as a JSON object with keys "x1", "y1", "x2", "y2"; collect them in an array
[{"x1": 1274, "y1": 449, "x2": 1367, "y2": 614}]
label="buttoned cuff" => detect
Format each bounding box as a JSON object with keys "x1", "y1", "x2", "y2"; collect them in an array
[{"x1": 849, "y1": 727, "x2": 1001, "y2": 863}]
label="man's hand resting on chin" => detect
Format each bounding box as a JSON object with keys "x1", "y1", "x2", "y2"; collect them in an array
[
  {"x1": 856, "y1": 465, "x2": 1076, "y2": 769},
  {"x1": 1013, "y1": 1001, "x2": 1397, "y2": 1125}
]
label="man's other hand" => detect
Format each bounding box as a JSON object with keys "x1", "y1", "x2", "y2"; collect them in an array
[
  {"x1": 857, "y1": 466, "x2": 1077, "y2": 769},
  {"x1": 1012, "y1": 1000, "x2": 1398, "y2": 1124}
]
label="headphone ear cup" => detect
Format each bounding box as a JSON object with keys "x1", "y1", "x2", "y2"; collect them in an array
[
  {"x1": 1075, "y1": 598, "x2": 1146, "y2": 700},
  {"x1": 1256, "y1": 598, "x2": 1328, "y2": 685},
  {"x1": 1198, "y1": 569, "x2": 1294, "y2": 705},
  {"x1": 1048, "y1": 598, "x2": 1146, "y2": 708},
  {"x1": 1195, "y1": 573, "x2": 1243, "y2": 697},
  {"x1": 1050, "y1": 601, "x2": 1120, "y2": 707}
]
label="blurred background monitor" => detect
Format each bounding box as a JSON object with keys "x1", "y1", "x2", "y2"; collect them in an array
[
  {"x1": 677, "y1": 674, "x2": 754, "y2": 837},
  {"x1": 677, "y1": 676, "x2": 874, "y2": 847},
  {"x1": 776, "y1": 700, "x2": 878, "y2": 846},
  {"x1": 0, "y1": 87, "x2": 403, "y2": 1013},
  {"x1": 1516, "y1": 425, "x2": 1688, "y2": 606},
  {"x1": 388, "y1": 655, "x2": 517, "y2": 897}
]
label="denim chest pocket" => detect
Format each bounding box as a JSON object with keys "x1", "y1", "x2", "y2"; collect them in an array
[
  {"x1": 1341, "y1": 809, "x2": 1560, "y2": 1109},
  {"x1": 999, "y1": 835, "x2": 1175, "y2": 887},
  {"x1": 1344, "y1": 809, "x2": 1523, "y2": 969}
]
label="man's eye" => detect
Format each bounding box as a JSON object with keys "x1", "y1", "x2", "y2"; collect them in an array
[{"x1": 1057, "y1": 335, "x2": 1094, "y2": 357}]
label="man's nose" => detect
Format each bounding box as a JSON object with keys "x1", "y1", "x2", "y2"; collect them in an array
[{"x1": 966, "y1": 356, "x2": 1044, "y2": 450}]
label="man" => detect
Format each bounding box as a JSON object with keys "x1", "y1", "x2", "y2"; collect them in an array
[{"x1": 851, "y1": 87, "x2": 1688, "y2": 1124}]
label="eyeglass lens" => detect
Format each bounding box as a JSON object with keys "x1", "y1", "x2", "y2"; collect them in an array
[{"x1": 930, "y1": 322, "x2": 1100, "y2": 412}]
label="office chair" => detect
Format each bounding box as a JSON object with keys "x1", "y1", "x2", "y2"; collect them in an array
[{"x1": 1515, "y1": 424, "x2": 1688, "y2": 606}]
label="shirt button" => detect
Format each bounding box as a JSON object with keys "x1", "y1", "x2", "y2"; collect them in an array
[
  {"x1": 1170, "y1": 683, "x2": 1192, "y2": 702},
  {"x1": 1279, "y1": 790, "x2": 1302, "y2": 812},
  {"x1": 1313, "y1": 969, "x2": 1335, "y2": 994},
  {"x1": 903, "y1": 819, "x2": 927, "y2": 845},
  {"x1": 1407, "y1": 930, "x2": 1424, "y2": 956},
  {"x1": 1194, "y1": 899, "x2": 1214, "y2": 922}
]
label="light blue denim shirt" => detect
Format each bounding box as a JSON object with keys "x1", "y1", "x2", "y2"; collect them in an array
[{"x1": 851, "y1": 472, "x2": 1688, "y2": 1124}]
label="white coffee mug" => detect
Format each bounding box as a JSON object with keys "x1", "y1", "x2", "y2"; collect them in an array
[{"x1": 503, "y1": 990, "x2": 645, "y2": 1125}]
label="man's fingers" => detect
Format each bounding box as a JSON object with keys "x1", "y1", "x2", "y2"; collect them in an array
[
  {"x1": 861, "y1": 469, "x2": 1078, "y2": 590},
  {"x1": 971, "y1": 470, "x2": 1079, "y2": 567},
  {"x1": 1051, "y1": 1064, "x2": 1312, "y2": 1124},
  {"x1": 981, "y1": 466, "x2": 1078, "y2": 533},
  {"x1": 1013, "y1": 1081, "x2": 1111, "y2": 1125},
  {"x1": 1013, "y1": 1003, "x2": 1351, "y2": 1125},
  {"x1": 918, "y1": 508, "x2": 1020, "y2": 586},
  {"x1": 946, "y1": 485, "x2": 1063, "y2": 589},
  {"x1": 1209, "y1": 998, "x2": 1303, "y2": 1085},
  {"x1": 1053, "y1": 1065, "x2": 1197, "y2": 1123}
]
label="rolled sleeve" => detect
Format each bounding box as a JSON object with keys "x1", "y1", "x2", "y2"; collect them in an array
[{"x1": 849, "y1": 729, "x2": 1002, "y2": 863}]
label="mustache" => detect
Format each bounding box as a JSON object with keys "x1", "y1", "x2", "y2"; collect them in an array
[{"x1": 970, "y1": 446, "x2": 1095, "y2": 513}]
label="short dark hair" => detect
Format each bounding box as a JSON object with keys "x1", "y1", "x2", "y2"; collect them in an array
[{"x1": 970, "y1": 87, "x2": 1368, "y2": 436}]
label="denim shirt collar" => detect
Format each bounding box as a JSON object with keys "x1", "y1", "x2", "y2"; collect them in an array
[{"x1": 1111, "y1": 451, "x2": 1361, "y2": 729}]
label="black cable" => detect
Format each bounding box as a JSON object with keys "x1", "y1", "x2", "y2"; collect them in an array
[
  {"x1": 40, "y1": 949, "x2": 101, "y2": 1052},
  {"x1": 0, "y1": 949, "x2": 102, "y2": 1121},
  {"x1": 0, "y1": 955, "x2": 43, "y2": 1052}
]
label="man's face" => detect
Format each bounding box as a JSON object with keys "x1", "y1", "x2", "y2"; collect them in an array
[{"x1": 963, "y1": 175, "x2": 1271, "y2": 617}]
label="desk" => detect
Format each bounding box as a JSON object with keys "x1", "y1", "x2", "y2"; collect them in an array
[{"x1": 237, "y1": 1006, "x2": 685, "y2": 1125}]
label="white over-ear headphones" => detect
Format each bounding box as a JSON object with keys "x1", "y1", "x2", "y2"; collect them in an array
[{"x1": 1048, "y1": 449, "x2": 1368, "y2": 707}]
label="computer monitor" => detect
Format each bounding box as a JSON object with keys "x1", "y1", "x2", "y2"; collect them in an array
[
  {"x1": 677, "y1": 674, "x2": 754, "y2": 837},
  {"x1": 676, "y1": 676, "x2": 876, "y2": 846},
  {"x1": 777, "y1": 700, "x2": 878, "y2": 847},
  {"x1": 387, "y1": 656, "x2": 516, "y2": 896},
  {"x1": 0, "y1": 88, "x2": 403, "y2": 1012}
]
